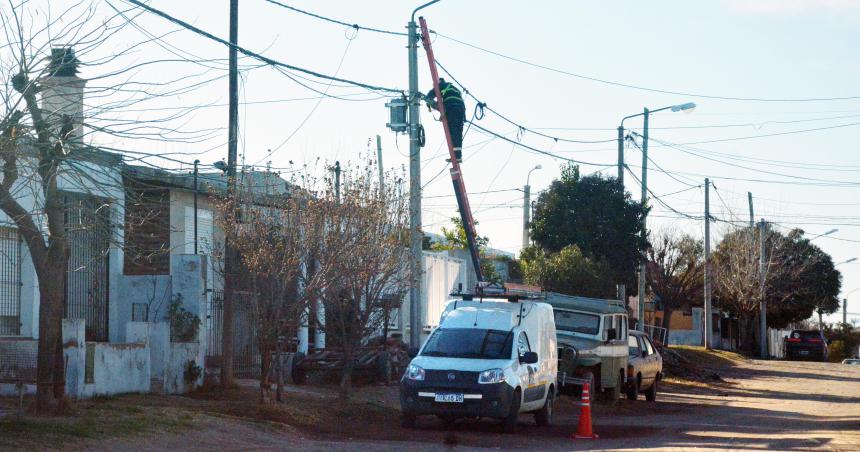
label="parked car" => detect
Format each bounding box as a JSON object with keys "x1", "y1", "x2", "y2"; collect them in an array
[
  {"x1": 400, "y1": 297, "x2": 557, "y2": 433},
  {"x1": 784, "y1": 330, "x2": 829, "y2": 361},
  {"x1": 626, "y1": 331, "x2": 663, "y2": 401},
  {"x1": 546, "y1": 293, "x2": 628, "y2": 403},
  {"x1": 842, "y1": 359, "x2": 860, "y2": 365}
]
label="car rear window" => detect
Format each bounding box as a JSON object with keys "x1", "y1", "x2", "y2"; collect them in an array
[{"x1": 790, "y1": 331, "x2": 822, "y2": 340}]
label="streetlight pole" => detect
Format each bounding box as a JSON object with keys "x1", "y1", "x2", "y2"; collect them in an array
[
  {"x1": 407, "y1": 0, "x2": 440, "y2": 350},
  {"x1": 522, "y1": 165, "x2": 542, "y2": 250},
  {"x1": 620, "y1": 102, "x2": 695, "y2": 331}
]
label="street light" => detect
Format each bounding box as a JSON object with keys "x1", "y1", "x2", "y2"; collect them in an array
[
  {"x1": 618, "y1": 102, "x2": 696, "y2": 332},
  {"x1": 836, "y1": 257, "x2": 858, "y2": 266},
  {"x1": 522, "y1": 164, "x2": 543, "y2": 250},
  {"x1": 810, "y1": 228, "x2": 838, "y2": 241}
]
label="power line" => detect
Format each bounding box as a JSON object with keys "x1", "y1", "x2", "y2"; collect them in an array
[
  {"x1": 468, "y1": 122, "x2": 614, "y2": 167},
  {"x1": 435, "y1": 59, "x2": 617, "y2": 145},
  {"x1": 435, "y1": 31, "x2": 860, "y2": 103},
  {"x1": 125, "y1": 0, "x2": 402, "y2": 95},
  {"x1": 624, "y1": 165, "x2": 703, "y2": 221},
  {"x1": 261, "y1": 0, "x2": 406, "y2": 36}
]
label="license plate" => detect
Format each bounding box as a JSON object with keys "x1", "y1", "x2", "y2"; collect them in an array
[
  {"x1": 434, "y1": 393, "x2": 464, "y2": 403},
  {"x1": 800, "y1": 350, "x2": 809, "y2": 355}
]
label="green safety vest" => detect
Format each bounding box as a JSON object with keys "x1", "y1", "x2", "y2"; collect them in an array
[{"x1": 440, "y1": 84, "x2": 463, "y2": 103}]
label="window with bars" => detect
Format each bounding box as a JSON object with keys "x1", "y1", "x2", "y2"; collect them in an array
[{"x1": 0, "y1": 227, "x2": 22, "y2": 336}]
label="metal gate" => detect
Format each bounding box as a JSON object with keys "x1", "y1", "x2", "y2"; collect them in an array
[
  {"x1": 0, "y1": 227, "x2": 22, "y2": 336},
  {"x1": 206, "y1": 290, "x2": 260, "y2": 378},
  {"x1": 64, "y1": 192, "x2": 111, "y2": 342}
]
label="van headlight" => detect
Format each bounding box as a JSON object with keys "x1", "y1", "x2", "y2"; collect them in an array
[
  {"x1": 405, "y1": 363, "x2": 425, "y2": 381},
  {"x1": 478, "y1": 368, "x2": 506, "y2": 384}
]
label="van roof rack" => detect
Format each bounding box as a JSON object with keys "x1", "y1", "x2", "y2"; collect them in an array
[{"x1": 452, "y1": 282, "x2": 545, "y2": 302}]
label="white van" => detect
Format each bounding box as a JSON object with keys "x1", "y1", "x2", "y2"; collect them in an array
[{"x1": 399, "y1": 298, "x2": 557, "y2": 433}]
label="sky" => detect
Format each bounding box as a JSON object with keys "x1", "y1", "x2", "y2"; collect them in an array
[{"x1": 18, "y1": 0, "x2": 860, "y2": 322}]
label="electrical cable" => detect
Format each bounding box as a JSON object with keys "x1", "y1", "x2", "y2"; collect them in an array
[
  {"x1": 435, "y1": 31, "x2": 860, "y2": 103},
  {"x1": 261, "y1": 0, "x2": 406, "y2": 36},
  {"x1": 435, "y1": 59, "x2": 616, "y2": 145},
  {"x1": 125, "y1": 0, "x2": 403, "y2": 95},
  {"x1": 468, "y1": 122, "x2": 614, "y2": 167}
]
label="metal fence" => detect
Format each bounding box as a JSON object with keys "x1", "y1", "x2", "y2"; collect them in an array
[
  {"x1": 0, "y1": 227, "x2": 22, "y2": 336},
  {"x1": 64, "y1": 193, "x2": 111, "y2": 342},
  {"x1": 206, "y1": 290, "x2": 260, "y2": 378}
]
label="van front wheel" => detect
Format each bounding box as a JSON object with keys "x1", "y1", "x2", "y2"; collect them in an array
[
  {"x1": 502, "y1": 389, "x2": 521, "y2": 434},
  {"x1": 534, "y1": 387, "x2": 553, "y2": 426}
]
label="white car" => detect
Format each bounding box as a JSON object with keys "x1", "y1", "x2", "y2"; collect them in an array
[
  {"x1": 842, "y1": 359, "x2": 860, "y2": 365},
  {"x1": 400, "y1": 298, "x2": 557, "y2": 433}
]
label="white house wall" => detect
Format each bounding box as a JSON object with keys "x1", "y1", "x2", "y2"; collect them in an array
[{"x1": 0, "y1": 156, "x2": 124, "y2": 340}]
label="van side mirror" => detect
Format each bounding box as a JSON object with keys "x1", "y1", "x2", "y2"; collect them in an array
[
  {"x1": 642, "y1": 350, "x2": 648, "y2": 358},
  {"x1": 408, "y1": 347, "x2": 419, "y2": 359},
  {"x1": 606, "y1": 328, "x2": 617, "y2": 342},
  {"x1": 521, "y1": 351, "x2": 538, "y2": 364}
]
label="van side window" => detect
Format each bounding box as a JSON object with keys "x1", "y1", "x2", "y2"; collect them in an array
[
  {"x1": 618, "y1": 315, "x2": 628, "y2": 340},
  {"x1": 517, "y1": 332, "x2": 531, "y2": 358}
]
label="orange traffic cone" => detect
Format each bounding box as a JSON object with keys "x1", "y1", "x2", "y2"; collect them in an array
[{"x1": 573, "y1": 382, "x2": 598, "y2": 439}]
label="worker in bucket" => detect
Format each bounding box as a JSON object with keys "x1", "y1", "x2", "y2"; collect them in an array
[{"x1": 425, "y1": 78, "x2": 465, "y2": 163}]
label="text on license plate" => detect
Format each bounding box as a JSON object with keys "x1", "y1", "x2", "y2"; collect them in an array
[{"x1": 435, "y1": 393, "x2": 464, "y2": 403}]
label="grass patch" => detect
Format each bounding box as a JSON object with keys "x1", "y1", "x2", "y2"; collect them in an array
[
  {"x1": 670, "y1": 346, "x2": 746, "y2": 370},
  {"x1": 0, "y1": 396, "x2": 197, "y2": 449}
]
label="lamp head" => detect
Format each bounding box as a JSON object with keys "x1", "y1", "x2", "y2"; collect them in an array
[
  {"x1": 213, "y1": 160, "x2": 227, "y2": 173},
  {"x1": 671, "y1": 102, "x2": 697, "y2": 113},
  {"x1": 535, "y1": 164, "x2": 543, "y2": 170}
]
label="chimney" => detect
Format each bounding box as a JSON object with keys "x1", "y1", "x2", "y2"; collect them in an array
[{"x1": 39, "y1": 47, "x2": 85, "y2": 143}]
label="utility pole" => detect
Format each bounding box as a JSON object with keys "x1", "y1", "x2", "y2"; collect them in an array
[
  {"x1": 704, "y1": 178, "x2": 712, "y2": 349},
  {"x1": 617, "y1": 125, "x2": 624, "y2": 184},
  {"x1": 759, "y1": 219, "x2": 768, "y2": 359},
  {"x1": 522, "y1": 184, "x2": 531, "y2": 250},
  {"x1": 193, "y1": 160, "x2": 199, "y2": 255},
  {"x1": 845, "y1": 298, "x2": 848, "y2": 326},
  {"x1": 638, "y1": 108, "x2": 649, "y2": 332},
  {"x1": 376, "y1": 135, "x2": 384, "y2": 187},
  {"x1": 221, "y1": 0, "x2": 239, "y2": 388},
  {"x1": 407, "y1": 15, "x2": 423, "y2": 350},
  {"x1": 747, "y1": 192, "x2": 754, "y2": 228}
]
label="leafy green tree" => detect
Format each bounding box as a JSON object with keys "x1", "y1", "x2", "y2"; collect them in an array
[
  {"x1": 520, "y1": 245, "x2": 616, "y2": 298},
  {"x1": 530, "y1": 164, "x2": 648, "y2": 293},
  {"x1": 432, "y1": 217, "x2": 502, "y2": 283}
]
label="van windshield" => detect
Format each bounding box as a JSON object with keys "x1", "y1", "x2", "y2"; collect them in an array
[
  {"x1": 554, "y1": 310, "x2": 600, "y2": 335},
  {"x1": 421, "y1": 328, "x2": 513, "y2": 359}
]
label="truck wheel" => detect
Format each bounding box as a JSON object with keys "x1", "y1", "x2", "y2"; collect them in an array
[
  {"x1": 600, "y1": 372, "x2": 621, "y2": 404},
  {"x1": 645, "y1": 379, "x2": 658, "y2": 402},
  {"x1": 401, "y1": 413, "x2": 417, "y2": 429},
  {"x1": 534, "y1": 387, "x2": 554, "y2": 426},
  {"x1": 502, "y1": 389, "x2": 521, "y2": 434},
  {"x1": 626, "y1": 376, "x2": 639, "y2": 401}
]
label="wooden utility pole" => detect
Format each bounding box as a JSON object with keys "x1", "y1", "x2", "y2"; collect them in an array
[
  {"x1": 759, "y1": 219, "x2": 768, "y2": 359},
  {"x1": 221, "y1": 0, "x2": 239, "y2": 388}
]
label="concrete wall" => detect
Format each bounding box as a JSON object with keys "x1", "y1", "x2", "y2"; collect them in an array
[{"x1": 115, "y1": 275, "x2": 173, "y2": 342}]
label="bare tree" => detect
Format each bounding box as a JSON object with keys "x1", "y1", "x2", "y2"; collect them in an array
[
  {"x1": 317, "y1": 160, "x2": 410, "y2": 400},
  {"x1": 712, "y1": 225, "x2": 807, "y2": 353},
  {"x1": 1, "y1": 0, "x2": 221, "y2": 411},
  {"x1": 645, "y1": 230, "x2": 704, "y2": 345}
]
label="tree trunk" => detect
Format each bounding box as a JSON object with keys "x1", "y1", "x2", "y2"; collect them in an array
[
  {"x1": 339, "y1": 346, "x2": 354, "y2": 400},
  {"x1": 661, "y1": 308, "x2": 673, "y2": 346},
  {"x1": 35, "y1": 257, "x2": 66, "y2": 412}
]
